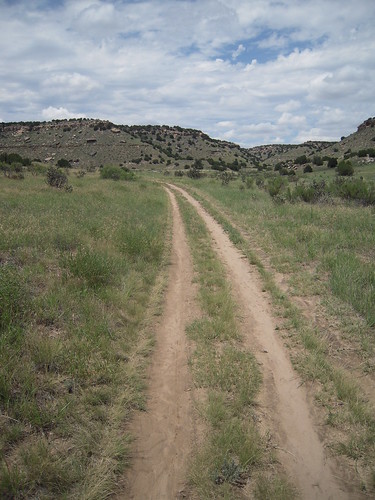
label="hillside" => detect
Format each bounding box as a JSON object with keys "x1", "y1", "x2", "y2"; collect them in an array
[
  {"x1": 251, "y1": 140, "x2": 335, "y2": 166},
  {"x1": 321, "y1": 117, "x2": 375, "y2": 158},
  {"x1": 1, "y1": 116, "x2": 374, "y2": 170},
  {"x1": 0, "y1": 119, "x2": 258, "y2": 170},
  {"x1": 0, "y1": 119, "x2": 158, "y2": 169}
]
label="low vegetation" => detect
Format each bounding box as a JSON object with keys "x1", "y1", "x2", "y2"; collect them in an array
[
  {"x1": 177, "y1": 194, "x2": 295, "y2": 498},
  {"x1": 173, "y1": 174, "x2": 375, "y2": 492},
  {"x1": 46, "y1": 166, "x2": 73, "y2": 191},
  {"x1": 0, "y1": 173, "x2": 169, "y2": 498}
]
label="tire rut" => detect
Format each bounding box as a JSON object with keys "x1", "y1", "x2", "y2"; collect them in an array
[
  {"x1": 168, "y1": 183, "x2": 355, "y2": 500},
  {"x1": 121, "y1": 187, "x2": 197, "y2": 499}
]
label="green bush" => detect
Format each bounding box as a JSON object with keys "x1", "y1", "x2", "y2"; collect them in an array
[
  {"x1": 327, "y1": 157, "x2": 338, "y2": 169},
  {"x1": 28, "y1": 164, "x2": 47, "y2": 176},
  {"x1": 220, "y1": 171, "x2": 234, "y2": 185},
  {"x1": 303, "y1": 164, "x2": 313, "y2": 173},
  {"x1": 100, "y1": 166, "x2": 134, "y2": 181},
  {"x1": 337, "y1": 160, "x2": 354, "y2": 176},
  {"x1": 313, "y1": 155, "x2": 323, "y2": 166},
  {"x1": 294, "y1": 155, "x2": 308, "y2": 165},
  {"x1": 187, "y1": 166, "x2": 202, "y2": 179},
  {"x1": 267, "y1": 177, "x2": 284, "y2": 197},
  {"x1": 332, "y1": 177, "x2": 375, "y2": 205},
  {"x1": 287, "y1": 180, "x2": 327, "y2": 203},
  {"x1": 358, "y1": 148, "x2": 375, "y2": 157},
  {"x1": 56, "y1": 158, "x2": 71, "y2": 168}
]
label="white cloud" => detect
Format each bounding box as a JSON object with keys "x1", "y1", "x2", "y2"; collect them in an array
[
  {"x1": 43, "y1": 73, "x2": 99, "y2": 92},
  {"x1": 278, "y1": 113, "x2": 306, "y2": 126},
  {"x1": 41, "y1": 106, "x2": 86, "y2": 120},
  {"x1": 276, "y1": 100, "x2": 301, "y2": 113},
  {"x1": 217, "y1": 121, "x2": 235, "y2": 127},
  {"x1": 0, "y1": 0, "x2": 374, "y2": 145},
  {"x1": 295, "y1": 127, "x2": 339, "y2": 143},
  {"x1": 232, "y1": 44, "x2": 245, "y2": 59}
]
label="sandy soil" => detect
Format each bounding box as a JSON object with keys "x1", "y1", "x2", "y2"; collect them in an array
[
  {"x1": 169, "y1": 184, "x2": 357, "y2": 500},
  {"x1": 122, "y1": 187, "x2": 197, "y2": 499}
]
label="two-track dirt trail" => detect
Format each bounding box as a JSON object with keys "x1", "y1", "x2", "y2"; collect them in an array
[
  {"x1": 169, "y1": 184, "x2": 352, "y2": 500},
  {"x1": 122, "y1": 187, "x2": 197, "y2": 499}
]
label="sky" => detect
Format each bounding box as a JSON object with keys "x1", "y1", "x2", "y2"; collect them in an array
[{"x1": 0, "y1": 0, "x2": 374, "y2": 147}]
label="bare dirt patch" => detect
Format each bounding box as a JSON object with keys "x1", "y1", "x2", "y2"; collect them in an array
[
  {"x1": 120, "y1": 188, "x2": 198, "y2": 499},
  {"x1": 169, "y1": 184, "x2": 359, "y2": 499}
]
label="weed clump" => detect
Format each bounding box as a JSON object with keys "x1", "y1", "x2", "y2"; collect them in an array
[
  {"x1": 46, "y1": 166, "x2": 72, "y2": 191},
  {"x1": 62, "y1": 247, "x2": 116, "y2": 289}
]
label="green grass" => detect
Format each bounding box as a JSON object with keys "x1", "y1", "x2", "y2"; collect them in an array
[
  {"x1": 170, "y1": 174, "x2": 375, "y2": 493},
  {"x1": 174, "y1": 175, "x2": 375, "y2": 337},
  {"x1": 176, "y1": 193, "x2": 295, "y2": 498},
  {"x1": 0, "y1": 172, "x2": 170, "y2": 498}
]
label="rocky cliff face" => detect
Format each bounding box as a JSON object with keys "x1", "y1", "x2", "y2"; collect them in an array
[{"x1": 357, "y1": 117, "x2": 375, "y2": 132}]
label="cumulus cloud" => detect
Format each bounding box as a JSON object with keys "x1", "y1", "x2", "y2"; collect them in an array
[
  {"x1": 42, "y1": 106, "x2": 86, "y2": 120},
  {"x1": 0, "y1": 0, "x2": 374, "y2": 145}
]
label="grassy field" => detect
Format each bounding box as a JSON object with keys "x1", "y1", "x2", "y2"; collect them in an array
[
  {"x1": 171, "y1": 171, "x2": 375, "y2": 493},
  {"x1": 0, "y1": 172, "x2": 169, "y2": 498}
]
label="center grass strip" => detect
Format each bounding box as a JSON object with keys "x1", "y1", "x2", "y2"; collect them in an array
[
  {"x1": 0, "y1": 175, "x2": 171, "y2": 499},
  {"x1": 176, "y1": 193, "x2": 295, "y2": 499},
  {"x1": 177, "y1": 182, "x2": 375, "y2": 493}
]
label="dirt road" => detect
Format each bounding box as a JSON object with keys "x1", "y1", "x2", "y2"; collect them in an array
[
  {"x1": 123, "y1": 188, "x2": 197, "y2": 499},
  {"x1": 169, "y1": 184, "x2": 353, "y2": 500},
  {"x1": 124, "y1": 182, "x2": 356, "y2": 499}
]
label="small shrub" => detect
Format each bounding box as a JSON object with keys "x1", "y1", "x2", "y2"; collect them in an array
[
  {"x1": 220, "y1": 171, "x2": 234, "y2": 185},
  {"x1": 56, "y1": 158, "x2": 71, "y2": 169},
  {"x1": 337, "y1": 160, "x2": 354, "y2": 177},
  {"x1": 293, "y1": 183, "x2": 316, "y2": 203},
  {"x1": 28, "y1": 164, "x2": 47, "y2": 176},
  {"x1": 100, "y1": 166, "x2": 134, "y2": 181},
  {"x1": 46, "y1": 167, "x2": 72, "y2": 191},
  {"x1": 332, "y1": 177, "x2": 375, "y2": 205},
  {"x1": 6, "y1": 153, "x2": 23, "y2": 164},
  {"x1": 313, "y1": 155, "x2": 323, "y2": 166},
  {"x1": 187, "y1": 166, "x2": 202, "y2": 179},
  {"x1": 327, "y1": 157, "x2": 338, "y2": 169},
  {"x1": 267, "y1": 177, "x2": 284, "y2": 197},
  {"x1": 303, "y1": 164, "x2": 313, "y2": 173},
  {"x1": 279, "y1": 167, "x2": 290, "y2": 176},
  {"x1": 294, "y1": 155, "x2": 308, "y2": 165},
  {"x1": 290, "y1": 180, "x2": 327, "y2": 203},
  {"x1": 174, "y1": 170, "x2": 184, "y2": 177}
]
